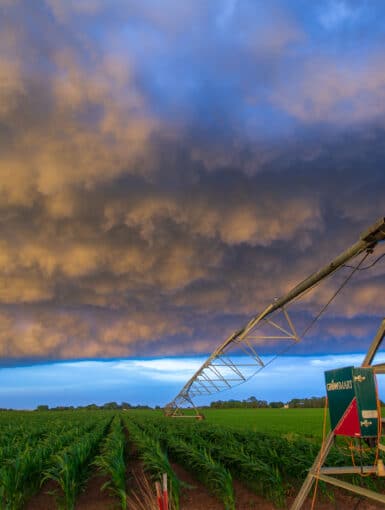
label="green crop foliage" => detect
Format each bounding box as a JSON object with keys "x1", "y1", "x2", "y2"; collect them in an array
[
  {"x1": 164, "y1": 435, "x2": 235, "y2": 510},
  {"x1": 42, "y1": 420, "x2": 109, "y2": 510},
  {"x1": 124, "y1": 419, "x2": 181, "y2": 510},
  {"x1": 0, "y1": 411, "x2": 111, "y2": 509},
  {"x1": 0, "y1": 450, "x2": 35, "y2": 510},
  {"x1": 94, "y1": 417, "x2": 128, "y2": 509},
  {"x1": 127, "y1": 413, "x2": 312, "y2": 507},
  {"x1": 2, "y1": 408, "x2": 385, "y2": 509},
  {"x1": 129, "y1": 417, "x2": 235, "y2": 509}
]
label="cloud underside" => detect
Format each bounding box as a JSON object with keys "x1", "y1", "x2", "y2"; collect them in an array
[{"x1": 0, "y1": 0, "x2": 384, "y2": 363}]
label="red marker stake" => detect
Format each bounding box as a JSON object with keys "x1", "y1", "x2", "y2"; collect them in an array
[
  {"x1": 162, "y1": 473, "x2": 169, "y2": 510},
  {"x1": 155, "y1": 481, "x2": 163, "y2": 510}
]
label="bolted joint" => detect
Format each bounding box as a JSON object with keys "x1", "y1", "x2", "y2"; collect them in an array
[{"x1": 360, "y1": 217, "x2": 385, "y2": 244}]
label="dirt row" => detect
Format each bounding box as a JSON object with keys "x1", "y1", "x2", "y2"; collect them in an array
[
  {"x1": 24, "y1": 426, "x2": 385, "y2": 510},
  {"x1": 25, "y1": 458, "x2": 385, "y2": 510}
]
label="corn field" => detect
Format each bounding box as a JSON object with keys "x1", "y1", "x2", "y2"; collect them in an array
[{"x1": 1, "y1": 409, "x2": 385, "y2": 509}]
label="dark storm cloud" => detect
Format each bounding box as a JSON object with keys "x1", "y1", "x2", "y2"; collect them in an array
[{"x1": 0, "y1": 0, "x2": 384, "y2": 363}]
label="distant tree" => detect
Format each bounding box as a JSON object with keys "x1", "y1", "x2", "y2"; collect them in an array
[
  {"x1": 288, "y1": 397, "x2": 326, "y2": 408},
  {"x1": 103, "y1": 402, "x2": 119, "y2": 410},
  {"x1": 36, "y1": 405, "x2": 49, "y2": 411},
  {"x1": 208, "y1": 396, "x2": 329, "y2": 409},
  {"x1": 85, "y1": 404, "x2": 98, "y2": 410},
  {"x1": 269, "y1": 401, "x2": 284, "y2": 408}
]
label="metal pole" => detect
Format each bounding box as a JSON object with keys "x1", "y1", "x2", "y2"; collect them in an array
[
  {"x1": 236, "y1": 217, "x2": 385, "y2": 342},
  {"x1": 291, "y1": 316, "x2": 385, "y2": 509},
  {"x1": 290, "y1": 431, "x2": 335, "y2": 510},
  {"x1": 362, "y1": 318, "x2": 385, "y2": 367}
]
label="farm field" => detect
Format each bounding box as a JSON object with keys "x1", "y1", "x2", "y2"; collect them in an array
[
  {"x1": 190, "y1": 408, "x2": 327, "y2": 438},
  {"x1": 127, "y1": 408, "x2": 327, "y2": 437},
  {"x1": 0, "y1": 409, "x2": 384, "y2": 510}
]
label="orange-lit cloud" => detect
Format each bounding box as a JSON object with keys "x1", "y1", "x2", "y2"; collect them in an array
[{"x1": 0, "y1": 0, "x2": 384, "y2": 364}]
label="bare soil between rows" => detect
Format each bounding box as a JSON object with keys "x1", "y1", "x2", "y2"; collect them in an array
[{"x1": 23, "y1": 465, "x2": 385, "y2": 510}]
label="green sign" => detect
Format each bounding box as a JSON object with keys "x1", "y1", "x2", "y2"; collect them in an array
[{"x1": 325, "y1": 366, "x2": 378, "y2": 438}]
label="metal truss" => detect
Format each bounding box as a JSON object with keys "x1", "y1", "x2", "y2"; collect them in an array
[
  {"x1": 291, "y1": 318, "x2": 385, "y2": 509},
  {"x1": 165, "y1": 217, "x2": 385, "y2": 417},
  {"x1": 164, "y1": 308, "x2": 299, "y2": 416}
]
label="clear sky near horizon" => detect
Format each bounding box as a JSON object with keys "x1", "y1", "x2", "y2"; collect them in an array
[
  {"x1": 3, "y1": 353, "x2": 385, "y2": 410},
  {"x1": 0, "y1": 1, "x2": 385, "y2": 408}
]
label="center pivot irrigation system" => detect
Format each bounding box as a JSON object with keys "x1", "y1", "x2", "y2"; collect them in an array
[
  {"x1": 164, "y1": 216, "x2": 385, "y2": 508},
  {"x1": 165, "y1": 217, "x2": 385, "y2": 417}
]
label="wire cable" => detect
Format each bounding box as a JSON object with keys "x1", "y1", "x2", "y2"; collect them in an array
[
  {"x1": 301, "y1": 251, "x2": 370, "y2": 339},
  {"x1": 253, "y1": 251, "x2": 371, "y2": 374},
  {"x1": 342, "y1": 251, "x2": 385, "y2": 271}
]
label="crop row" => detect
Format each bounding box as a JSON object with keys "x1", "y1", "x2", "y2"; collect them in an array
[
  {"x1": 0, "y1": 412, "x2": 113, "y2": 510},
  {"x1": 130, "y1": 415, "x2": 284, "y2": 506},
  {"x1": 0, "y1": 410, "x2": 317, "y2": 509},
  {"x1": 124, "y1": 418, "x2": 181, "y2": 509},
  {"x1": 4, "y1": 410, "x2": 384, "y2": 509},
  {"x1": 128, "y1": 413, "x2": 385, "y2": 506},
  {"x1": 93, "y1": 416, "x2": 127, "y2": 509},
  {"x1": 0, "y1": 411, "x2": 181, "y2": 510}
]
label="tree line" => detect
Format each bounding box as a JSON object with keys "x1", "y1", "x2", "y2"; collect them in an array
[
  {"x1": 8, "y1": 394, "x2": 382, "y2": 412},
  {"x1": 32, "y1": 402, "x2": 153, "y2": 411},
  {"x1": 207, "y1": 396, "x2": 327, "y2": 409}
]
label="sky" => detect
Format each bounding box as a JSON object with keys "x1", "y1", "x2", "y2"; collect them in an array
[
  {"x1": 0, "y1": 0, "x2": 385, "y2": 408},
  {"x1": 3, "y1": 353, "x2": 385, "y2": 410}
]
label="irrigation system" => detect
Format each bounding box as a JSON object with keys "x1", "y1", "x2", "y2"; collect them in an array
[
  {"x1": 291, "y1": 317, "x2": 385, "y2": 509},
  {"x1": 165, "y1": 216, "x2": 385, "y2": 507},
  {"x1": 165, "y1": 217, "x2": 385, "y2": 417}
]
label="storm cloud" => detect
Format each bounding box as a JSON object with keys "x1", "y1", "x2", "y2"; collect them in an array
[{"x1": 0, "y1": 0, "x2": 384, "y2": 365}]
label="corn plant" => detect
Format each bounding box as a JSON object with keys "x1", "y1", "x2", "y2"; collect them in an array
[
  {"x1": 164, "y1": 435, "x2": 235, "y2": 510},
  {"x1": 0, "y1": 416, "x2": 106, "y2": 510},
  {"x1": 132, "y1": 415, "x2": 300, "y2": 507},
  {"x1": 124, "y1": 419, "x2": 181, "y2": 510},
  {"x1": 0, "y1": 449, "x2": 36, "y2": 510},
  {"x1": 93, "y1": 417, "x2": 128, "y2": 509},
  {"x1": 126, "y1": 469, "x2": 161, "y2": 510},
  {"x1": 180, "y1": 432, "x2": 284, "y2": 507},
  {"x1": 0, "y1": 431, "x2": 76, "y2": 509},
  {"x1": 43, "y1": 422, "x2": 108, "y2": 510}
]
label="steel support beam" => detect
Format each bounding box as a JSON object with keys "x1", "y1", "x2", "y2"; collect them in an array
[
  {"x1": 236, "y1": 217, "x2": 385, "y2": 344},
  {"x1": 320, "y1": 466, "x2": 377, "y2": 475},
  {"x1": 291, "y1": 317, "x2": 385, "y2": 509},
  {"x1": 290, "y1": 431, "x2": 335, "y2": 510},
  {"x1": 315, "y1": 474, "x2": 385, "y2": 505},
  {"x1": 363, "y1": 318, "x2": 385, "y2": 367}
]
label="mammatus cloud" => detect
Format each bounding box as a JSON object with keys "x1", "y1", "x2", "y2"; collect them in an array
[{"x1": 0, "y1": 0, "x2": 384, "y2": 363}]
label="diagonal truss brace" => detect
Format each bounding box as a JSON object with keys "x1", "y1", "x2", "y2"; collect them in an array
[{"x1": 165, "y1": 307, "x2": 302, "y2": 411}]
